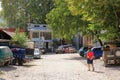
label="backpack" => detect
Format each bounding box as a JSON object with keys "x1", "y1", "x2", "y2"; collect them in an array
[{"x1": 87, "y1": 51, "x2": 94, "y2": 59}]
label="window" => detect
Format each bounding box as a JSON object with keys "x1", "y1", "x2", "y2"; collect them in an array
[
  {"x1": 43, "y1": 32, "x2": 52, "y2": 40},
  {"x1": 33, "y1": 32, "x2": 39, "y2": 38}
]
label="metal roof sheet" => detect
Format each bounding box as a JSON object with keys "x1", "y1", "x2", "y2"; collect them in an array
[
  {"x1": 2, "y1": 30, "x2": 15, "y2": 37},
  {"x1": 29, "y1": 27, "x2": 52, "y2": 32}
]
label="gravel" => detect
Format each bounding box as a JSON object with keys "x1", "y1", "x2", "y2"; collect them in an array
[{"x1": 0, "y1": 53, "x2": 120, "y2": 80}]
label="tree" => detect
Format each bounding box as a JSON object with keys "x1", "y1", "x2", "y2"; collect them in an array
[
  {"x1": 66, "y1": 0, "x2": 120, "y2": 42},
  {"x1": 0, "y1": 0, "x2": 54, "y2": 28},
  {"x1": 0, "y1": 10, "x2": 7, "y2": 27},
  {"x1": 11, "y1": 28, "x2": 28, "y2": 47},
  {"x1": 46, "y1": 0, "x2": 86, "y2": 39}
]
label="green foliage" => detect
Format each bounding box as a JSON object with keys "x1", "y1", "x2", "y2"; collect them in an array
[
  {"x1": 66, "y1": 0, "x2": 120, "y2": 41},
  {"x1": 11, "y1": 28, "x2": 28, "y2": 47},
  {"x1": 0, "y1": 21, "x2": 7, "y2": 27},
  {"x1": 0, "y1": 0, "x2": 54, "y2": 28},
  {"x1": 1, "y1": 0, "x2": 120, "y2": 42},
  {"x1": 100, "y1": 27, "x2": 120, "y2": 41},
  {"x1": 46, "y1": 0, "x2": 86, "y2": 39},
  {"x1": 0, "y1": 11, "x2": 7, "y2": 27}
]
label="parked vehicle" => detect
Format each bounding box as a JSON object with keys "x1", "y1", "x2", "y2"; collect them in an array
[
  {"x1": 34, "y1": 48, "x2": 41, "y2": 59},
  {"x1": 64, "y1": 47, "x2": 77, "y2": 53},
  {"x1": 78, "y1": 47, "x2": 88, "y2": 57},
  {"x1": 0, "y1": 46, "x2": 13, "y2": 66},
  {"x1": 102, "y1": 41, "x2": 120, "y2": 67},
  {"x1": 91, "y1": 46, "x2": 103, "y2": 58},
  {"x1": 55, "y1": 45, "x2": 72, "y2": 54},
  {"x1": 55, "y1": 45, "x2": 64, "y2": 53},
  {"x1": 39, "y1": 47, "x2": 46, "y2": 54},
  {"x1": 83, "y1": 46, "x2": 103, "y2": 58},
  {"x1": 11, "y1": 48, "x2": 26, "y2": 65},
  {"x1": 25, "y1": 48, "x2": 34, "y2": 61}
]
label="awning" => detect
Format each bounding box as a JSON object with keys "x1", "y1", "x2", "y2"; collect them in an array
[
  {"x1": 2, "y1": 30, "x2": 15, "y2": 37},
  {"x1": 0, "y1": 39, "x2": 10, "y2": 42}
]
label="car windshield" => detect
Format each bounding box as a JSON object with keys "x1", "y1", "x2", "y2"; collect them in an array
[
  {"x1": 80, "y1": 47, "x2": 87, "y2": 51},
  {"x1": 58, "y1": 46, "x2": 62, "y2": 48},
  {"x1": 92, "y1": 47, "x2": 102, "y2": 51},
  {"x1": 34, "y1": 49, "x2": 39, "y2": 53},
  {"x1": 58, "y1": 45, "x2": 72, "y2": 49},
  {"x1": 93, "y1": 48, "x2": 101, "y2": 51},
  {"x1": 35, "y1": 50, "x2": 39, "y2": 53}
]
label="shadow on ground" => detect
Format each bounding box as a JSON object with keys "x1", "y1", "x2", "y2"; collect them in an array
[
  {"x1": 0, "y1": 78, "x2": 6, "y2": 80},
  {"x1": 21, "y1": 64, "x2": 36, "y2": 68},
  {"x1": 105, "y1": 64, "x2": 120, "y2": 70},
  {"x1": 42, "y1": 53, "x2": 56, "y2": 55},
  {"x1": 63, "y1": 56, "x2": 86, "y2": 61},
  {"x1": 94, "y1": 70, "x2": 105, "y2": 73},
  {"x1": 0, "y1": 65, "x2": 17, "y2": 72}
]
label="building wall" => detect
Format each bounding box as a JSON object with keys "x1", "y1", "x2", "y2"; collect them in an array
[
  {"x1": 28, "y1": 24, "x2": 53, "y2": 51},
  {"x1": 31, "y1": 31, "x2": 52, "y2": 40},
  {"x1": 72, "y1": 33, "x2": 83, "y2": 49},
  {"x1": 83, "y1": 35, "x2": 94, "y2": 47}
]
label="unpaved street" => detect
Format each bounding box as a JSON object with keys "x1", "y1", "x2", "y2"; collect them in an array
[{"x1": 0, "y1": 53, "x2": 120, "y2": 80}]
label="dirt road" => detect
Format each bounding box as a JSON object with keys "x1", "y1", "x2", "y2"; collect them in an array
[{"x1": 0, "y1": 53, "x2": 120, "y2": 80}]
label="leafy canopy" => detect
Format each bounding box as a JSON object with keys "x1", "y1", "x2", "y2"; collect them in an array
[
  {"x1": 0, "y1": 0, "x2": 53, "y2": 28},
  {"x1": 11, "y1": 28, "x2": 28, "y2": 47},
  {"x1": 46, "y1": 0, "x2": 86, "y2": 39},
  {"x1": 66, "y1": 0, "x2": 120, "y2": 41}
]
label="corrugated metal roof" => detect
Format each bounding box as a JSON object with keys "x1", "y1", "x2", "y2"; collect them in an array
[
  {"x1": 2, "y1": 30, "x2": 15, "y2": 37},
  {"x1": 29, "y1": 27, "x2": 52, "y2": 32},
  {"x1": 0, "y1": 28, "x2": 26, "y2": 32}
]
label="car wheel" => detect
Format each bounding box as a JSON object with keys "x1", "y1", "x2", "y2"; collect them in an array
[
  {"x1": 115, "y1": 49, "x2": 120, "y2": 57},
  {"x1": 43, "y1": 52, "x2": 46, "y2": 54},
  {"x1": 4, "y1": 61, "x2": 10, "y2": 66},
  {"x1": 18, "y1": 60, "x2": 23, "y2": 65},
  {"x1": 80, "y1": 53, "x2": 84, "y2": 57},
  {"x1": 56, "y1": 52, "x2": 58, "y2": 54}
]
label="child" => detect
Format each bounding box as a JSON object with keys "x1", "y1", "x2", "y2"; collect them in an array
[{"x1": 86, "y1": 47, "x2": 95, "y2": 71}]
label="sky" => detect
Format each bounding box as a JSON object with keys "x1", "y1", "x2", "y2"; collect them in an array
[
  {"x1": 0, "y1": 2, "x2": 2, "y2": 11},
  {"x1": 0, "y1": 2, "x2": 3, "y2": 23}
]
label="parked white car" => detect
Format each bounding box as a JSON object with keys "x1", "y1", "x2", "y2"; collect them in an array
[{"x1": 34, "y1": 48, "x2": 41, "y2": 59}]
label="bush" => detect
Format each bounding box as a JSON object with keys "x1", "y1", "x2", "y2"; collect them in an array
[{"x1": 11, "y1": 28, "x2": 28, "y2": 47}]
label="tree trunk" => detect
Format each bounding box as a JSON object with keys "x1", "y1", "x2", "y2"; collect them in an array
[
  {"x1": 95, "y1": 31, "x2": 103, "y2": 46},
  {"x1": 98, "y1": 38, "x2": 103, "y2": 46}
]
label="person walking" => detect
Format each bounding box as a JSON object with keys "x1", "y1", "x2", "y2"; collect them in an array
[{"x1": 86, "y1": 47, "x2": 95, "y2": 71}]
